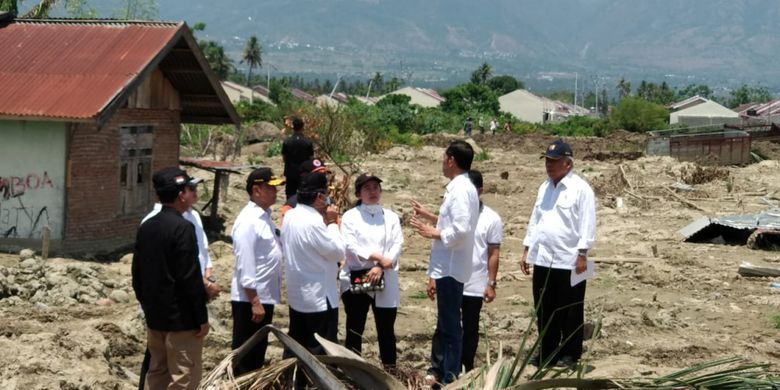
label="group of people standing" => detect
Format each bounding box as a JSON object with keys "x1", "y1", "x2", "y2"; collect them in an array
[{"x1": 131, "y1": 115, "x2": 596, "y2": 390}]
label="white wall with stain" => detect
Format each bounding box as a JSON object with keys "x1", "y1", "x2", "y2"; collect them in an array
[{"x1": 0, "y1": 121, "x2": 66, "y2": 239}]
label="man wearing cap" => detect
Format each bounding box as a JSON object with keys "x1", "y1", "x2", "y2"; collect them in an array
[
  {"x1": 279, "y1": 158, "x2": 330, "y2": 226},
  {"x1": 410, "y1": 140, "x2": 480, "y2": 385},
  {"x1": 132, "y1": 167, "x2": 209, "y2": 390},
  {"x1": 230, "y1": 168, "x2": 285, "y2": 375},
  {"x1": 282, "y1": 116, "x2": 314, "y2": 200},
  {"x1": 137, "y1": 175, "x2": 219, "y2": 390},
  {"x1": 520, "y1": 139, "x2": 596, "y2": 368},
  {"x1": 281, "y1": 172, "x2": 344, "y2": 357}
]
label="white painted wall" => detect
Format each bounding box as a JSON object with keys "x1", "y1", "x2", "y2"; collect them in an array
[
  {"x1": 0, "y1": 121, "x2": 66, "y2": 239},
  {"x1": 499, "y1": 89, "x2": 546, "y2": 123}
]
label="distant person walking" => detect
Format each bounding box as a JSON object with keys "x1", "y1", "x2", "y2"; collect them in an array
[
  {"x1": 230, "y1": 168, "x2": 285, "y2": 376},
  {"x1": 339, "y1": 173, "x2": 404, "y2": 368},
  {"x1": 410, "y1": 140, "x2": 480, "y2": 386},
  {"x1": 463, "y1": 117, "x2": 473, "y2": 137},
  {"x1": 132, "y1": 167, "x2": 210, "y2": 390},
  {"x1": 282, "y1": 117, "x2": 314, "y2": 200},
  {"x1": 520, "y1": 139, "x2": 596, "y2": 369},
  {"x1": 489, "y1": 118, "x2": 498, "y2": 135},
  {"x1": 461, "y1": 170, "x2": 503, "y2": 372}
]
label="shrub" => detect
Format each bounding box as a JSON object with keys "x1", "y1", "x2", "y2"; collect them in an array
[{"x1": 609, "y1": 97, "x2": 669, "y2": 132}]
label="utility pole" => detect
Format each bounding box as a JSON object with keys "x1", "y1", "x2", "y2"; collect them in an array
[{"x1": 574, "y1": 72, "x2": 578, "y2": 108}]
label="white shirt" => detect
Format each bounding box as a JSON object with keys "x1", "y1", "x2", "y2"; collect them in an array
[
  {"x1": 427, "y1": 172, "x2": 480, "y2": 283},
  {"x1": 523, "y1": 171, "x2": 596, "y2": 270},
  {"x1": 142, "y1": 203, "x2": 212, "y2": 274},
  {"x1": 281, "y1": 203, "x2": 346, "y2": 313},
  {"x1": 230, "y1": 201, "x2": 283, "y2": 304},
  {"x1": 464, "y1": 205, "x2": 503, "y2": 297},
  {"x1": 339, "y1": 205, "x2": 404, "y2": 308}
]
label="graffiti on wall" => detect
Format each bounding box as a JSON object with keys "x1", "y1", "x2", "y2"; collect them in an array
[{"x1": 0, "y1": 172, "x2": 54, "y2": 238}]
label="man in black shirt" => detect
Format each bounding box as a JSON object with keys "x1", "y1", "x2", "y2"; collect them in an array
[
  {"x1": 132, "y1": 167, "x2": 209, "y2": 390},
  {"x1": 282, "y1": 116, "x2": 314, "y2": 199}
]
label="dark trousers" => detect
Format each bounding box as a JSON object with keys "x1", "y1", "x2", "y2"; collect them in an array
[
  {"x1": 231, "y1": 301, "x2": 275, "y2": 376},
  {"x1": 428, "y1": 276, "x2": 464, "y2": 384},
  {"x1": 341, "y1": 291, "x2": 398, "y2": 365},
  {"x1": 286, "y1": 303, "x2": 338, "y2": 356},
  {"x1": 138, "y1": 348, "x2": 151, "y2": 390},
  {"x1": 461, "y1": 295, "x2": 484, "y2": 372},
  {"x1": 284, "y1": 174, "x2": 299, "y2": 200},
  {"x1": 532, "y1": 265, "x2": 587, "y2": 363}
]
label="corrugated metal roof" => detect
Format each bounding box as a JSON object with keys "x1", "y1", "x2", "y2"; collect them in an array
[{"x1": 0, "y1": 19, "x2": 238, "y2": 125}]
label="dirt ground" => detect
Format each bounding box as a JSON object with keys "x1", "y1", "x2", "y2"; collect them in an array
[{"x1": 1, "y1": 134, "x2": 779, "y2": 389}]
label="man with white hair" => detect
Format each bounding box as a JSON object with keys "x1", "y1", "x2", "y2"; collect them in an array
[{"x1": 520, "y1": 139, "x2": 596, "y2": 369}]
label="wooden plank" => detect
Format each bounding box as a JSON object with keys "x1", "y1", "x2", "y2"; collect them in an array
[{"x1": 738, "y1": 262, "x2": 780, "y2": 277}]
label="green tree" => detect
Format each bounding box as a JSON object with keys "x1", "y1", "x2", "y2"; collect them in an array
[
  {"x1": 470, "y1": 62, "x2": 493, "y2": 85},
  {"x1": 486, "y1": 75, "x2": 523, "y2": 95},
  {"x1": 441, "y1": 83, "x2": 499, "y2": 115},
  {"x1": 617, "y1": 77, "x2": 631, "y2": 99},
  {"x1": 677, "y1": 83, "x2": 713, "y2": 100},
  {"x1": 192, "y1": 23, "x2": 233, "y2": 79},
  {"x1": 547, "y1": 90, "x2": 574, "y2": 104},
  {"x1": 0, "y1": 0, "x2": 18, "y2": 15},
  {"x1": 241, "y1": 35, "x2": 262, "y2": 86},
  {"x1": 729, "y1": 84, "x2": 772, "y2": 108},
  {"x1": 115, "y1": 0, "x2": 158, "y2": 19},
  {"x1": 609, "y1": 97, "x2": 668, "y2": 132},
  {"x1": 368, "y1": 72, "x2": 384, "y2": 96}
]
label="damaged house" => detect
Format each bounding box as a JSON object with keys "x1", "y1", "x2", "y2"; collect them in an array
[{"x1": 0, "y1": 16, "x2": 239, "y2": 255}]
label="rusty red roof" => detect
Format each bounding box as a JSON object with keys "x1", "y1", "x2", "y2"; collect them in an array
[{"x1": 0, "y1": 19, "x2": 239, "y2": 125}]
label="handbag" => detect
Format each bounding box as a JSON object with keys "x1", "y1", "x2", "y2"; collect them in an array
[{"x1": 349, "y1": 268, "x2": 385, "y2": 293}]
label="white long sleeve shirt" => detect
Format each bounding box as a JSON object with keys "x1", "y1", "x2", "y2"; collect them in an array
[
  {"x1": 427, "y1": 172, "x2": 480, "y2": 283},
  {"x1": 523, "y1": 171, "x2": 597, "y2": 270},
  {"x1": 142, "y1": 203, "x2": 212, "y2": 274},
  {"x1": 230, "y1": 201, "x2": 283, "y2": 304},
  {"x1": 281, "y1": 203, "x2": 346, "y2": 313},
  {"x1": 464, "y1": 205, "x2": 503, "y2": 297},
  {"x1": 339, "y1": 205, "x2": 404, "y2": 308}
]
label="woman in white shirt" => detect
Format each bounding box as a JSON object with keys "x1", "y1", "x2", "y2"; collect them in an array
[{"x1": 339, "y1": 173, "x2": 404, "y2": 367}]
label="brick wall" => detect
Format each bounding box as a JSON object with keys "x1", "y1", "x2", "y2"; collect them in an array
[{"x1": 64, "y1": 108, "x2": 180, "y2": 250}]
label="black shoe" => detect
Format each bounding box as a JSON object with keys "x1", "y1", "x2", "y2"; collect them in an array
[
  {"x1": 555, "y1": 355, "x2": 577, "y2": 368},
  {"x1": 528, "y1": 353, "x2": 540, "y2": 367}
]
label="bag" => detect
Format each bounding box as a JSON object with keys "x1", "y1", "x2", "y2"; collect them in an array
[{"x1": 349, "y1": 268, "x2": 385, "y2": 293}]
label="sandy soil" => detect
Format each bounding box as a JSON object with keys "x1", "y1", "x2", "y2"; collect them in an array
[{"x1": 1, "y1": 134, "x2": 779, "y2": 389}]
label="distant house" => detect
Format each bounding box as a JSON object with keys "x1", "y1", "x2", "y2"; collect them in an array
[
  {"x1": 0, "y1": 17, "x2": 238, "y2": 255},
  {"x1": 290, "y1": 88, "x2": 316, "y2": 104},
  {"x1": 315, "y1": 93, "x2": 378, "y2": 108},
  {"x1": 668, "y1": 96, "x2": 738, "y2": 126},
  {"x1": 736, "y1": 99, "x2": 780, "y2": 124},
  {"x1": 499, "y1": 89, "x2": 589, "y2": 124},
  {"x1": 221, "y1": 81, "x2": 275, "y2": 106},
  {"x1": 380, "y1": 87, "x2": 445, "y2": 108}
]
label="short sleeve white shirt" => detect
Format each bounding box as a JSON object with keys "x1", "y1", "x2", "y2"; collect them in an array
[
  {"x1": 142, "y1": 203, "x2": 212, "y2": 274},
  {"x1": 339, "y1": 205, "x2": 404, "y2": 308},
  {"x1": 230, "y1": 201, "x2": 283, "y2": 304},
  {"x1": 464, "y1": 205, "x2": 503, "y2": 297}
]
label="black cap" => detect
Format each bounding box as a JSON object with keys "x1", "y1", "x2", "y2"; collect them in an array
[
  {"x1": 153, "y1": 167, "x2": 202, "y2": 193},
  {"x1": 354, "y1": 173, "x2": 382, "y2": 193},
  {"x1": 541, "y1": 139, "x2": 573, "y2": 159},
  {"x1": 246, "y1": 167, "x2": 285, "y2": 194},
  {"x1": 299, "y1": 158, "x2": 330, "y2": 175},
  {"x1": 298, "y1": 172, "x2": 328, "y2": 194}
]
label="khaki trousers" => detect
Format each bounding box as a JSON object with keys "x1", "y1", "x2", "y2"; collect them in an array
[{"x1": 144, "y1": 328, "x2": 203, "y2": 390}]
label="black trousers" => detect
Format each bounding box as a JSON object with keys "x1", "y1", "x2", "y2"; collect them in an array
[
  {"x1": 138, "y1": 348, "x2": 151, "y2": 390},
  {"x1": 231, "y1": 301, "x2": 275, "y2": 376},
  {"x1": 341, "y1": 291, "x2": 398, "y2": 365},
  {"x1": 284, "y1": 174, "x2": 299, "y2": 200},
  {"x1": 532, "y1": 265, "x2": 587, "y2": 363},
  {"x1": 461, "y1": 295, "x2": 484, "y2": 372},
  {"x1": 286, "y1": 303, "x2": 339, "y2": 356}
]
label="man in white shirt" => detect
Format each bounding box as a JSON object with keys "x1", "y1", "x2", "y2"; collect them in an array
[
  {"x1": 410, "y1": 140, "x2": 480, "y2": 385},
  {"x1": 461, "y1": 170, "x2": 503, "y2": 373},
  {"x1": 281, "y1": 172, "x2": 345, "y2": 358},
  {"x1": 230, "y1": 167, "x2": 285, "y2": 375},
  {"x1": 520, "y1": 139, "x2": 596, "y2": 369}
]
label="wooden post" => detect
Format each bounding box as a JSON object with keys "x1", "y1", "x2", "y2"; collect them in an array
[
  {"x1": 41, "y1": 225, "x2": 50, "y2": 260},
  {"x1": 210, "y1": 170, "x2": 222, "y2": 227}
]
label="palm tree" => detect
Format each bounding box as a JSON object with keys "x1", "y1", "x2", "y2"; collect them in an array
[
  {"x1": 470, "y1": 62, "x2": 493, "y2": 85},
  {"x1": 617, "y1": 77, "x2": 631, "y2": 100},
  {"x1": 242, "y1": 35, "x2": 262, "y2": 86}
]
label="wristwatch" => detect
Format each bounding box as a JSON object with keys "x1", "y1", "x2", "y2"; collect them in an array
[
  {"x1": 488, "y1": 280, "x2": 497, "y2": 289},
  {"x1": 577, "y1": 249, "x2": 588, "y2": 257},
  {"x1": 206, "y1": 276, "x2": 217, "y2": 283}
]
